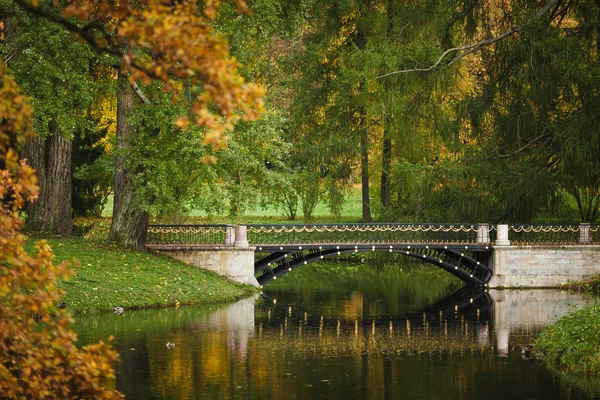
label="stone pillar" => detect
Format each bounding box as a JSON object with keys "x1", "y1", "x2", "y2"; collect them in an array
[
  {"x1": 477, "y1": 223, "x2": 490, "y2": 244},
  {"x1": 495, "y1": 224, "x2": 510, "y2": 246},
  {"x1": 234, "y1": 225, "x2": 249, "y2": 248},
  {"x1": 579, "y1": 223, "x2": 591, "y2": 244},
  {"x1": 225, "y1": 225, "x2": 235, "y2": 245}
]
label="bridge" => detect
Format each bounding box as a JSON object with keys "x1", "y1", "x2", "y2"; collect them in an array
[{"x1": 146, "y1": 222, "x2": 600, "y2": 289}]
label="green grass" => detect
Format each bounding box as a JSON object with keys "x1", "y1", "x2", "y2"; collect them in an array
[
  {"x1": 535, "y1": 277, "x2": 600, "y2": 375},
  {"x1": 536, "y1": 304, "x2": 600, "y2": 375},
  {"x1": 26, "y1": 220, "x2": 256, "y2": 314},
  {"x1": 103, "y1": 187, "x2": 365, "y2": 223}
]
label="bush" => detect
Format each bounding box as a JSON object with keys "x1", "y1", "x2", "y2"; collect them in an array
[
  {"x1": 535, "y1": 304, "x2": 600, "y2": 375},
  {"x1": 1, "y1": 64, "x2": 122, "y2": 399}
]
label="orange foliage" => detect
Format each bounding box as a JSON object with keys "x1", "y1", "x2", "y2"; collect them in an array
[
  {"x1": 0, "y1": 65, "x2": 122, "y2": 398},
  {"x1": 57, "y1": 0, "x2": 264, "y2": 147}
]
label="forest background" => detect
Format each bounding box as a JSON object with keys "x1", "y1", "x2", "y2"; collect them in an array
[{"x1": 3, "y1": 0, "x2": 600, "y2": 251}]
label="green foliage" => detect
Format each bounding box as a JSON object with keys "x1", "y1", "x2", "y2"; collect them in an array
[
  {"x1": 266, "y1": 173, "x2": 299, "y2": 220},
  {"x1": 536, "y1": 304, "x2": 600, "y2": 375},
  {"x1": 24, "y1": 232, "x2": 255, "y2": 314},
  {"x1": 123, "y1": 85, "x2": 290, "y2": 219},
  {"x1": 458, "y1": 1, "x2": 600, "y2": 222},
  {"x1": 295, "y1": 170, "x2": 321, "y2": 221},
  {"x1": 72, "y1": 126, "x2": 113, "y2": 217},
  {"x1": 275, "y1": 0, "x2": 467, "y2": 222},
  {"x1": 5, "y1": 9, "x2": 106, "y2": 141}
]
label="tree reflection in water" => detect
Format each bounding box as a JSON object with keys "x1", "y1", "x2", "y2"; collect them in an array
[{"x1": 74, "y1": 275, "x2": 599, "y2": 400}]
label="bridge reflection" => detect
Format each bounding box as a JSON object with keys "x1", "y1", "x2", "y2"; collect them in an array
[
  {"x1": 73, "y1": 287, "x2": 598, "y2": 399},
  {"x1": 250, "y1": 287, "x2": 595, "y2": 357}
]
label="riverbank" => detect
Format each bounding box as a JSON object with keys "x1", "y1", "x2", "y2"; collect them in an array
[
  {"x1": 25, "y1": 232, "x2": 256, "y2": 314},
  {"x1": 535, "y1": 278, "x2": 600, "y2": 375}
]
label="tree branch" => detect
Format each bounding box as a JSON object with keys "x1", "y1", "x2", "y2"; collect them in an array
[
  {"x1": 497, "y1": 133, "x2": 553, "y2": 158},
  {"x1": 377, "y1": 0, "x2": 560, "y2": 79},
  {"x1": 131, "y1": 81, "x2": 151, "y2": 105},
  {"x1": 12, "y1": 0, "x2": 123, "y2": 59}
]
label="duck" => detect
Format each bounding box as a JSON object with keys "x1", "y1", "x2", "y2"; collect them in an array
[
  {"x1": 113, "y1": 306, "x2": 125, "y2": 315},
  {"x1": 166, "y1": 342, "x2": 175, "y2": 349},
  {"x1": 521, "y1": 345, "x2": 533, "y2": 357}
]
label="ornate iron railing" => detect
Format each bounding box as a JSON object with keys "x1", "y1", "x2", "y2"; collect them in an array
[
  {"x1": 147, "y1": 224, "x2": 230, "y2": 245},
  {"x1": 247, "y1": 223, "x2": 486, "y2": 245},
  {"x1": 508, "y1": 224, "x2": 600, "y2": 245},
  {"x1": 146, "y1": 223, "x2": 600, "y2": 246}
]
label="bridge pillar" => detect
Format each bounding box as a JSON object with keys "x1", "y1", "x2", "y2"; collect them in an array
[
  {"x1": 226, "y1": 225, "x2": 235, "y2": 245},
  {"x1": 495, "y1": 224, "x2": 510, "y2": 246},
  {"x1": 234, "y1": 225, "x2": 249, "y2": 248},
  {"x1": 477, "y1": 223, "x2": 490, "y2": 243},
  {"x1": 580, "y1": 223, "x2": 591, "y2": 244}
]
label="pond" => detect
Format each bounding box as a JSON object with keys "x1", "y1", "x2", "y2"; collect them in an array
[{"x1": 74, "y1": 262, "x2": 600, "y2": 399}]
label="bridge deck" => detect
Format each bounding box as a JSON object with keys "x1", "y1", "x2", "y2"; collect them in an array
[
  {"x1": 147, "y1": 242, "x2": 492, "y2": 251},
  {"x1": 254, "y1": 243, "x2": 492, "y2": 252}
]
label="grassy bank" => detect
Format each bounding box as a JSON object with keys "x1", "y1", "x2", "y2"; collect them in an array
[
  {"x1": 535, "y1": 302, "x2": 600, "y2": 375},
  {"x1": 535, "y1": 277, "x2": 600, "y2": 375},
  {"x1": 26, "y1": 222, "x2": 256, "y2": 314}
]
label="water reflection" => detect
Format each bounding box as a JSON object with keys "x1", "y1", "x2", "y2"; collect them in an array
[
  {"x1": 74, "y1": 287, "x2": 599, "y2": 400},
  {"x1": 489, "y1": 289, "x2": 595, "y2": 356}
]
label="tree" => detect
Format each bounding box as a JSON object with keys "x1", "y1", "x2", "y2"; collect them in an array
[
  {"x1": 369, "y1": 0, "x2": 600, "y2": 224},
  {"x1": 2, "y1": 4, "x2": 103, "y2": 234},
  {"x1": 456, "y1": 0, "x2": 600, "y2": 222},
  {"x1": 11, "y1": 0, "x2": 264, "y2": 248},
  {"x1": 280, "y1": 0, "x2": 461, "y2": 222},
  {"x1": 0, "y1": 63, "x2": 122, "y2": 399}
]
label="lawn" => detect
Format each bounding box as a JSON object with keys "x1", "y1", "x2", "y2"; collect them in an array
[{"x1": 25, "y1": 220, "x2": 256, "y2": 314}]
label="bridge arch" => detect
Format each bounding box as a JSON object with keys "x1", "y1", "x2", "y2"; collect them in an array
[{"x1": 254, "y1": 244, "x2": 493, "y2": 287}]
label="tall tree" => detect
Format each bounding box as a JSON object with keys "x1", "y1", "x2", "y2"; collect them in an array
[
  {"x1": 283, "y1": 0, "x2": 459, "y2": 221},
  {"x1": 108, "y1": 76, "x2": 149, "y2": 248},
  {"x1": 456, "y1": 0, "x2": 600, "y2": 222},
  {"x1": 2, "y1": 4, "x2": 101, "y2": 234},
  {"x1": 12, "y1": 0, "x2": 264, "y2": 248}
]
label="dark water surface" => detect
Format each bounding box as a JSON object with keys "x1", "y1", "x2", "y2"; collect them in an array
[{"x1": 74, "y1": 264, "x2": 600, "y2": 400}]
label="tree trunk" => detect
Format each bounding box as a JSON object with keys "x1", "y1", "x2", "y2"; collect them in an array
[
  {"x1": 380, "y1": 0, "x2": 395, "y2": 213},
  {"x1": 108, "y1": 76, "x2": 149, "y2": 250},
  {"x1": 380, "y1": 117, "x2": 392, "y2": 211},
  {"x1": 23, "y1": 124, "x2": 73, "y2": 235},
  {"x1": 354, "y1": 7, "x2": 372, "y2": 223},
  {"x1": 360, "y1": 119, "x2": 372, "y2": 222}
]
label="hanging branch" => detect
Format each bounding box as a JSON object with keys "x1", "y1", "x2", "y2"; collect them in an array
[
  {"x1": 131, "y1": 81, "x2": 151, "y2": 105},
  {"x1": 377, "y1": 0, "x2": 560, "y2": 79}
]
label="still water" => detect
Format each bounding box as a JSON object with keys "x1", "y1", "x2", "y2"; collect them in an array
[{"x1": 74, "y1": 264, "x2": 600, "y2": 399}]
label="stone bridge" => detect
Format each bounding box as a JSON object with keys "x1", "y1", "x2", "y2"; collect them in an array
[{"x1": 146, "y1": 223, "x2": 600, "y2": 289}]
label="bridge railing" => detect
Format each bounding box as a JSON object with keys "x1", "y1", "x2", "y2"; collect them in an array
[
  {"x1": 506, "y1": 223, "x2": 600, "y2": 245},
  {"x1": 147, "y1": 224, "x2": 232, "y2": 245},
  {"x1": 146, "y1": 223, "x2": 600, "y2": 246},
  {"x1": 246, "y1": 223, "x2": 488, "y2": 245}
]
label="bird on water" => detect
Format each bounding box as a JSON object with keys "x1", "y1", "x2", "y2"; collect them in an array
[{"x1": 521, "y1": 345, "x2": 533, "y2": 357}]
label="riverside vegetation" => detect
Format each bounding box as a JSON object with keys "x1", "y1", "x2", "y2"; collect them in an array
[
  {"x1": 25, "y1": 218, "x2": 255, "y2": 314},
  {"x1": 535, "y1": 279, "x2": 600, "y2": 375}
]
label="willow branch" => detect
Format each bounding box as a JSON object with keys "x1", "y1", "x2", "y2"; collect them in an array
[{"x1": 377, "y1": 0, "x2": 560, "y2": 79}]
